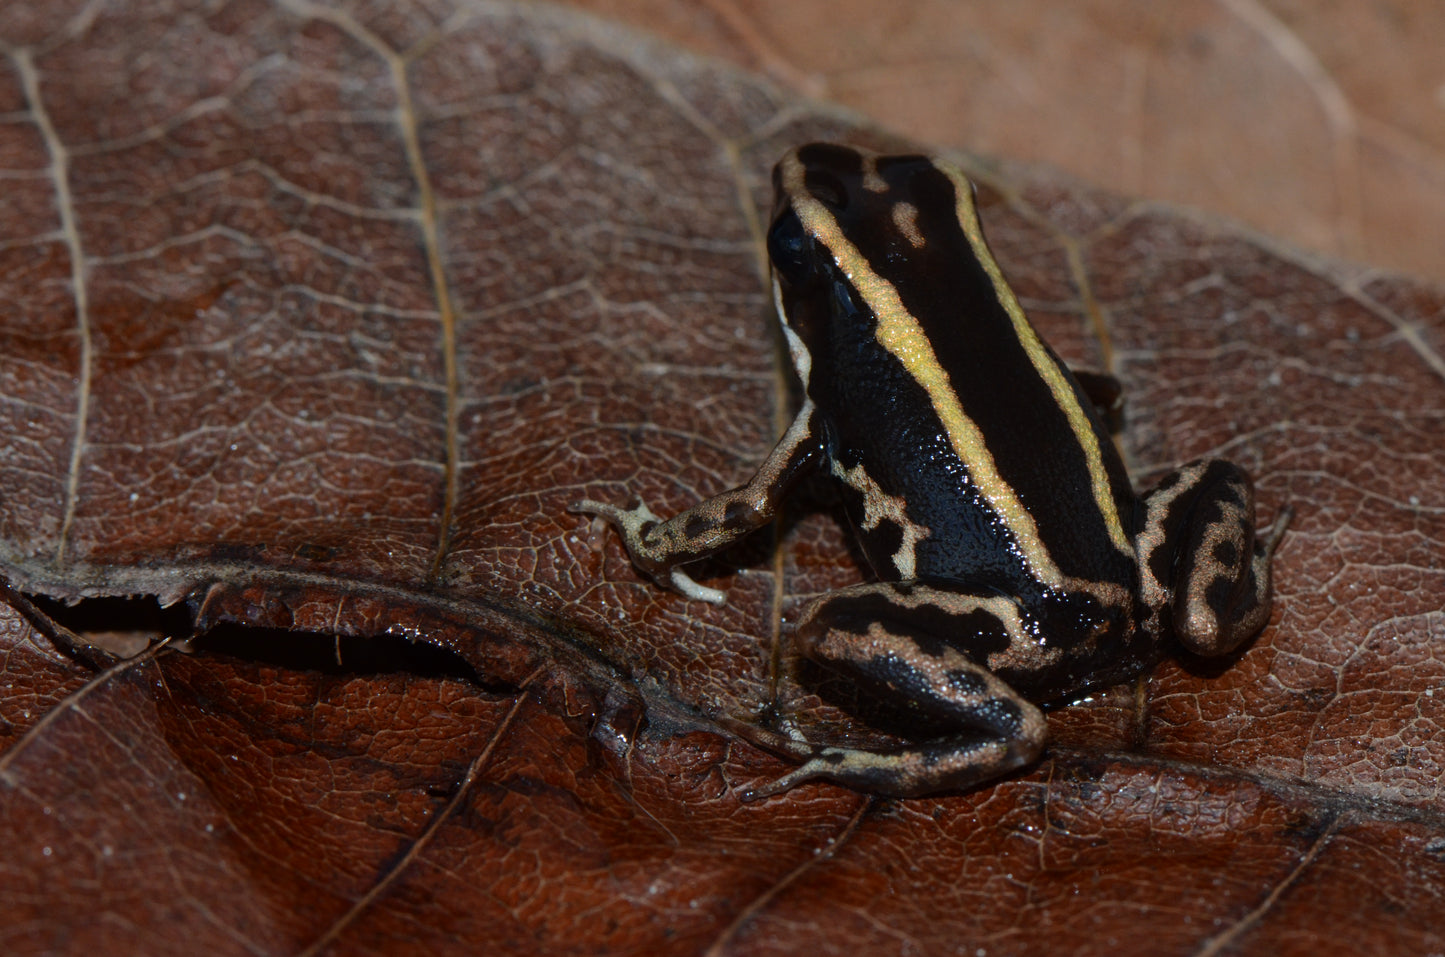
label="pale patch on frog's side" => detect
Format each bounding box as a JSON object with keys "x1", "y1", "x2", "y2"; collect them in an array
[
  {"x1": 773, "y1": 275, "x2": 811, "y2": 389},
  {"x1": 831, "y1": 459, "x2": 930, "y2": 579}
]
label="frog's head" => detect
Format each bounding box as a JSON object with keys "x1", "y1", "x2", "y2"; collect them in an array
[{"x1": 767, "y1": 143, "x2": 963, "y2": 385}]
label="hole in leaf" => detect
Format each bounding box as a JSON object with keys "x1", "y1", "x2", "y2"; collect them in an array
[
  {"x1": 194, "y1": 623, "x2": 481, "y2": 684},
  {"x1": 27, "y1": 593, "x2": 190, "y2": 658},
  {"x1": 24, "y1": 592, "x2": 482, "y2": 685}
]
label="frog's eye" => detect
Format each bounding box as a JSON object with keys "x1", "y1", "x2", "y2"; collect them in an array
[{"x1": 767, "y1": 208, "x2": 813, "y2": 287}]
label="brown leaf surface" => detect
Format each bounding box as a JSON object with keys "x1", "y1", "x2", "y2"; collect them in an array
[
  {"x1": 1, "y1": 2, "x2": 1443, "y2": 955},
  {"x1": 573, "y1": 0, "x2": 1445, "y2": 284}
]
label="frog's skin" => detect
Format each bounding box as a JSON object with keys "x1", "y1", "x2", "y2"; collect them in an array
[{"x1": 573, "y1": 142, "x2": 1289, "y2": 799}]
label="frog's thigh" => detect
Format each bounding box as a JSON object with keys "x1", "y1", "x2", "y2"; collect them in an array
[{"x1": 770, "y1": 582, "x2": 1046, "y2": 798}]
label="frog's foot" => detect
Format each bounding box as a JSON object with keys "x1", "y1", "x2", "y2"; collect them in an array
[
  {"x1": 570, "y1": 498, "x2": 665, "y2": 558},
  {"x1": 718, "y1": 710, "x2": 1038, "y2": 802},
  {"x1": 570, "y1": 499, "x2": 727, "y2": 604},
  {"x1": 715, "y1": 712, "x2": 826, "y2": 800},
  {"x1": 734, "y1": 735, "x2": 1034, "y2": 802}
]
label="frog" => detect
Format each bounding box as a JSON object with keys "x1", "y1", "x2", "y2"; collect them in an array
[{"x1": 572, "y1": 142, "x2": 1289, "y2": 798}]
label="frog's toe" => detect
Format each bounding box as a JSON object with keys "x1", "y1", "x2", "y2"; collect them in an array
[
  {"x1": 717, "y1": 713, "x2": 813, "y2": 758},
  {"x1": 666, "y1": 568, "x2": 727, "y2": 604},
  {"x1": 569, "y1": 498, "x2": 663, "y2": 536},
  {"x1": 720, "y1": 721, "x2": 862, "y2": 801},
  {"x1": 738, "y1": 756, "x2": 842, "y2": 802}
]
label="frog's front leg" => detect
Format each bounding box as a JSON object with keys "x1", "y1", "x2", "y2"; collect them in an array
[
  {"x1": 1139, "y1": 459, "x2": 1293, "y2": 656},
  {"x1": 732, "y1": 581, "x2": 1047, "y2": 799},
  {"x1": 572, "y1": 400, "x2": 826, "y2": 603}
]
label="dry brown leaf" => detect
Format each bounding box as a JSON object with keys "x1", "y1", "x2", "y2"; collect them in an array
[
  {"x1": 572, "y1": 0, "x2": 1445, "y2": 283},
  {"x1": 1, "y1": 2, "x2": 1443, "y2": 955}
]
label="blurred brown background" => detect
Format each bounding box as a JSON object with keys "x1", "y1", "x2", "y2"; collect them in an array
[{"x1": 570, "y1": 0, "x2": 1445, "y2": 283}]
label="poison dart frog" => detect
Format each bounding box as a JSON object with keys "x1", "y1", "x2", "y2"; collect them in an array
[{"x1": 573, "y1": 143, "x2": 1289, "y2": 798}]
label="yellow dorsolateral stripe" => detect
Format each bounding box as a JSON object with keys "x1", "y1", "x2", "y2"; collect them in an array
[
  {"x1": 780, "y1": 155, "x2": 1065, "y2": 587},
  {"x1": 938, "y1": 162, "x2": 1134, "y2": 560}
]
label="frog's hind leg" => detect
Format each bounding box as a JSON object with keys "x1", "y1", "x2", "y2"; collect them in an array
[
  {"x1": 1139, "y1": 459, "x2": 1292, "y2": 657},
  {"x1": 733, "y1": 581, "x2": 1046, "y2": 800}
]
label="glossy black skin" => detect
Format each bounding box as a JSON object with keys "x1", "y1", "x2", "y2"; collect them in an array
[{"x1": 768, "y1": 145, "x2": 1145, "y2": 701}]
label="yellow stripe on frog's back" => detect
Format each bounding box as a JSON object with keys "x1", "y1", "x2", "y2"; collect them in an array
[
  {"x1": 935, "y1": 160, "x2": 1132, "y2": 560},
  {"x1": 778, "y1": 152, "x2": 1074, "y2": 588}
]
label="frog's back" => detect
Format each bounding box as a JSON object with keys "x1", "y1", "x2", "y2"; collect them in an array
[{"x1": 776, "y1": 145, "x2": 1138, "y2": 594}]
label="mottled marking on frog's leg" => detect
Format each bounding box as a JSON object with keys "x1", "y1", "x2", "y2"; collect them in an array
[
  {"x1": 738, "y1": 581, "x2": 1046, "y2": 800},
  {"x1": 1138, "y1": 460, "x2": 1291, "y2": 656},
  {"x1": 571, "y1": 400, "x2": 826, "y2": 603}
]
